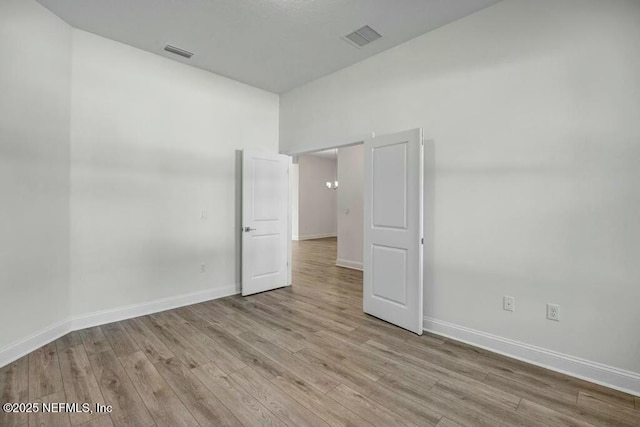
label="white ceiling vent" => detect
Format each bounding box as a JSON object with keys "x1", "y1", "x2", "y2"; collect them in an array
[
  {"x1": 344, "y1": 25, "x2": 382, "y2": 48},
  {"x1": 164, "y1": 44, "x2": 194, "y2": 59}
]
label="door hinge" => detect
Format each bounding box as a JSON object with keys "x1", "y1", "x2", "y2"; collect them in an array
[{"x1": 421, "y1": 238, "x2": 424, "y2": 244}]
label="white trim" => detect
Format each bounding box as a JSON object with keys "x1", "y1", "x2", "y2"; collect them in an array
[
  {"x1": 336, "y1": 259, "x2": 363, "y2": 271},
  {"x1": 292, "y1": 235, "x2": 299, "y2": 241},
  {"x1": 295, "y1": 233, "x2": 337, "y2": 241},
  {"x1": 423, "y1": 316, "x2": 640, "y2": 397},
  {"x1": 0, "y1": 285, "x2": 239, "y2": 368},
  {"x1": 0, "y1": 318, "x2": 71, "y2": 369},
  {"x1": 287, "y1": 157, "x2": 293, "y2": 286},
  {"x1": 70, "y1": 285, "x2": 239, "y2": 330}
]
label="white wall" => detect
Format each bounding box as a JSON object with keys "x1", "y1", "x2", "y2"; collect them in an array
[
  {"x1": 0, "y1": 0, "x2": 71, "y2": 351},
  {"x1": 70, "y1": 30, "x2": 279, "y2": 317},
  {"x1": 281, "y1": 0, "x2": 640, "y2": 377},
  {"x1": 296, "y1": 154, "x2": 337, "y2": 240},
  {"x1": 336, "y1": 145, "x2": 364, "y2": 270}
]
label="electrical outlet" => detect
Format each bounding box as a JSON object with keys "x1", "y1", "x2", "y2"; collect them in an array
[
  {"x1": 201, "y1": 263, "x2": 206, "y2": 273},
  {"x1": 503, "y1": 296, "x2": 515, "y2": 312},
  {"x1": 547, "y1": 303, "x2": 560, "y2": 321}
]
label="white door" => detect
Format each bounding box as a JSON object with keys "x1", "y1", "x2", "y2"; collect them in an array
[
  {"x1": 242, "y1": 150, "x2": 290, "y2": 296},
  {"x1": 363, "y1": 129, "x2": 423, "y2": 335}
]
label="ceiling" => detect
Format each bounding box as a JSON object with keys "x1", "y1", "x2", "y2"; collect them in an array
[{"x1": 37, "y1": 0, "x2": 500, "y2": 93}]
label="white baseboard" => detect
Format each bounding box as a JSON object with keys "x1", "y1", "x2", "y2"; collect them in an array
[
  {"x1": 0, "y1": 285, "x2": 239, "y2": 368},
  {"x1": 295, "y1": 233, "x2": 337, "y2": 241},
  {"x1": 336, "y1": 259, "x2": 363, "y2": 271},
  {"x1": 70, "y1": 285, "x2": 239, "y2": 330},
  {"x1": 0, "y1": 318, "x2": 72, "y2": 370},
  {"x1": 423, "y1": 316, "x2": 640, "y2": 397}
]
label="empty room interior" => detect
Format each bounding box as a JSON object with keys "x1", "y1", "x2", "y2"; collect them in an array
[{"x1": 1, "y1": 0, "x2": 639, "y2": 426}]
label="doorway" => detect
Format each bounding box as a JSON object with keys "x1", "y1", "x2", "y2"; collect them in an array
[
  {"x1": 290, "y1": 144, "x2": 364, "y2": 281},
  {"x1": 241, "y1": 129, "x2": 425, "y2": 335}
]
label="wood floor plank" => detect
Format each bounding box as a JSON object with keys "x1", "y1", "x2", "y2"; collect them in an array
[
  {"x1": 119, "y1": 318, "x2": 175, "y2": 364},
  {"x1": 261, "y1": 291, "x2": 359, "y2": 327},
  {"x1": 294, "y1": 347, "x2": 442, "y2": 426},
  {"x1": 444, "y1": 338, "x2": 636, "y2": 409},
  {"x1": 173, "y1": 305, "x2": 245, "y2": 336},
  {"x1": 252, "y1": 294, "x2": 355, "y2": 333},
  {"x1": 194, "y1": 299, "x2": 237, "y2": 316},
  {"x1": 118, "y1": 351, "x2": 197, "y2": 427},
  {"x1": 435, "y1": 417, "x2": 463, "y2": 427},
  {"x1": 574, "y1": 383, "x2": 637, "y2": 410},
  {"x1": 55, "y1": 332, "x2": 83, "y2": 353},
  {"x1": 28, "y1": 391, "x2": 71, "y2": 427},
  {"x1": 153, "y1": 357, "x2": 241, "y2": 426},
  {"x1": 79, "y1": 327, "x2": 112, "y2": 356},
  {"x1": 355, "y1": 324, "x2": 446, "y2": 358},
  {"x1": 484, "y1": 372, "x2": 578, "y2": 408},
  {"x1": 100, "y1": 322, "x2": 140, "y2": 357},
  {"x1": 192, "y1": 362, "x2": 287, "y2": 427},
  {"x1": 326, "y1": 383, "x2": 418, "y2": 427},
  {"x1": 0, "y1": 356, "x2": 29, "y2": 427},
  {"x1": 428, "y1": 372, "x2": 522, "y2": 412},
  {"x1": 139, "y1": 315, "x2": 208, "y2": 369},
  {"x1": 87, "y1": 349, "x2": 154, "y2": 427},
  {"x1": 516, "y1": 399, "x2": 594, "y2": 427},
  {"x1": 170, "y1": 314, "x2": 247, "y2": 373},
  {"x1": 430, "y1": 380, "x2": 531, "y2": 426},
  {"x1": 269, "y1": 374, "x2": 369, "y2": 427},
  {"x1": 375, "y1": 365, "x2": 439, "y2": 403},
  {"x1": 28, "y1": 342, "x2": 63, "y2": 400},
  {"x1": 57, "y1": 344, "x2": 106, "y2": 426},
  {"x1": 237, "y1": 331, "x2": 340, "y2": 393},
  {"x1": 364, "y1": 338, "x2": 488, "y2": 382},
  {"x1": 242, "y1": 301, "x2": 320, "y2": 335},
  {"x1": 224, "y1": 311, "x2": 306, "y2": 353},
  {"x1": 576, "y1": 391, "x2": 640, "y2": 426},
  {"x1": 231, "y1": 366, "x2": 329, "y2": 427},
  {"x1": 301, "y1": 331, "x2": 394, "y2": 380},
  {"x1": 196, "y1": 320, "x2": 288, "y2": 380},
  {"x1": 76, "y1": 414, "x2": 114, "y2": 427},
  {"x1": 219, "y1": 299, "x2": 311, "y2": 344},
  {"x1": 485, "y1": 372, "x2": 635, "y2": 427}
]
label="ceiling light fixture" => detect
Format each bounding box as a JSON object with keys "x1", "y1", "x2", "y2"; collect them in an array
[{"x1": 325, "y1": 148, "x2": 339, "y2": 190}]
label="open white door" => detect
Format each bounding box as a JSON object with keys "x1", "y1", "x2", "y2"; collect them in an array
[
  {"x1": 242, "y1": 150, "x2": 290, "y2": 296},
  {"x1": 363, "y1": 129, "x2": 423, "y2": 335}
]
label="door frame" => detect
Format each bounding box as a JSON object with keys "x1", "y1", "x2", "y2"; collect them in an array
[
  {"x1": 241, "y1": 150, "x2": 292, "y2": 296},
  {"x1": 284, "y1": 140, "x2": 365, "y2": 286},
  {"x1": 281, "y1": 131, "x2": 433, "y2": 321}
]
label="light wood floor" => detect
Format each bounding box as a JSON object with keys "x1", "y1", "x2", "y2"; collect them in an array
[{"x1": 2, "y1": 238, "x2": 639, "y2": 426}]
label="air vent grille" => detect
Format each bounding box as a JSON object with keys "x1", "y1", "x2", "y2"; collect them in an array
[
  {"x1": 164, "y1": 45, "x2": 194, "y2": 59},
  {"x1": 344, "y1": 25, "x2": 382, "y2": 48}
]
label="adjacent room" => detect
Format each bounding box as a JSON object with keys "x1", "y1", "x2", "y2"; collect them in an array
[
  {"x1": 2, "y1": 0, "x2": 639, "y2": 426},
  {"x1": 293, "y1": 150, "x2": 339, "y2": 243}
]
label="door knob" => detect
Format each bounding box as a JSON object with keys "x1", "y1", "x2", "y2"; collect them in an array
[{"x1": 243, "y1": 227, "x2": 256, "y2": 232}]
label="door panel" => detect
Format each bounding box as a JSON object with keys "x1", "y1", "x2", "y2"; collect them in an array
[
  {"x1": 372, "y1": 245, "x2": 407, "y2": 305},
  {"x1": 242, "y1": 151, "x2": 289, "y2": 296},
  {"x1": 364, "y1": 129, "x2": 423, "y2": 335},
  {"x1": 372, "y1": 143, "x2": 407, "y2": 228}
]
